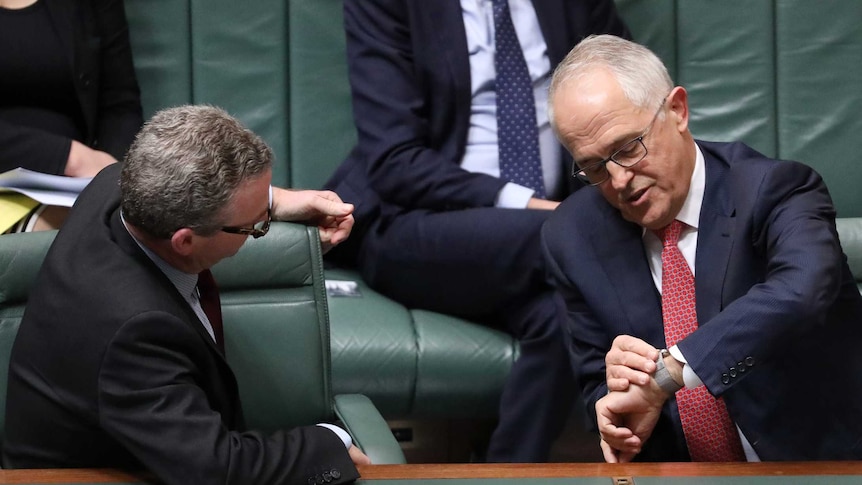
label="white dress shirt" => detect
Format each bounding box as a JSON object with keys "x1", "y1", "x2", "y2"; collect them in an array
[
  {"x1": 642, "y1": 142, "x2": 759, "y2": 461},
  {"x1": 459, "y1": 0, "x2": 562, "y2": 207}
]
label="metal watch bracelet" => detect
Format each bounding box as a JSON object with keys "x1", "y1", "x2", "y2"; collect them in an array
[{"x1": 654, "y1": 349, "x2": 684, "y2": 394}]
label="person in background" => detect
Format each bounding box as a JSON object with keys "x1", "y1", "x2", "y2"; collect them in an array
[
  {"x1": 0, "y1": 0, "x2": 142, "y2": 231},
  {"x1": 3, "y1": 105, "x2": 368, "y2": 484},
  {"x1": 542, "y1": 34, "x2": 862, "y2": 462},
  {"x1": 324, "y1": 0, "x2": 630, "y2": 462}
]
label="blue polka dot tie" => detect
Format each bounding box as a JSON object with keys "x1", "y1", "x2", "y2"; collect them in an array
[{"x1": 492, "y1": 0, "x2": 546, "y2": 198}]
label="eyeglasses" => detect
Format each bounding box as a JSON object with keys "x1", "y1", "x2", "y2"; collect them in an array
[
  {"x1": 571, "y1": 96, "x2": 668, "y2": 186},
  {"x1": 221, "y1": 208, "x2": 271, "y2": 239}
]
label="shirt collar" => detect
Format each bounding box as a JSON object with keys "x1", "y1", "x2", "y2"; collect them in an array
[
  {"x1": 120, "y1": 211, "x2": 199, "y2": 299},
  {"x1": 674, "y1": 141, "x2": 706, "y2": 230}
]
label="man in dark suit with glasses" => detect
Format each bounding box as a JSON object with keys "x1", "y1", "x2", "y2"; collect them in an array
[{"x1": 542, "y1": 34, "x2": 862, "y2": 462}]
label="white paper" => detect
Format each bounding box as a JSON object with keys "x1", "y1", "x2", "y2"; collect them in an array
[{"x1": 0, "y1": 167, "x2": 92, "y2": 207}]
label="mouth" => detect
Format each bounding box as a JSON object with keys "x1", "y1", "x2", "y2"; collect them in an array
[{"x1": 624, "y1": 186, "x2": 650, "y2": 205}]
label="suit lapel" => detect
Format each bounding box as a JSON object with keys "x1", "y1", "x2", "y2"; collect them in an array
[
  {"x1": 695, "y1": 144, "x2": 736, "y2": 323},
  {"x1": 531, "y1": 0, "x2": 568, "y2": 65},
  {"x1": 595, "y1": 207, "x2": 666, "y2": 348},
  {"x1": 109, "y1": 210, "x2": 232, "y2": 364},
  {"x1": 428, "y1": 1, "x2": 471, "y2": 111}
]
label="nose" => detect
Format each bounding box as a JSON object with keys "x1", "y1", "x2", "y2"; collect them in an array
[{"x1": 606, "y1": 162, "x2": 633, "y2": 191}]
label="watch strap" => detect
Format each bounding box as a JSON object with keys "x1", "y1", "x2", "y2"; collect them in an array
[{"x1": 655, "y1": 349, "x2": 683, "y2": 394}]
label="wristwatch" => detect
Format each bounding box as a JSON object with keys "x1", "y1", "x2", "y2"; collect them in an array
[{"x1": 654, "y1": 349, "x2": 684, "y2": 394}]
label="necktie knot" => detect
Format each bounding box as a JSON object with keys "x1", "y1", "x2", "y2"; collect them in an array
[{"x1": 655, "y1": 219, "x2": 685, "y2": 247}]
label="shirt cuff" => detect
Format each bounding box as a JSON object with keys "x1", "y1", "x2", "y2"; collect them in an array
[
  {"x1": 316, "y1": 423, "x2": 352, "y2": 449},
  {"x1": 495, "y1": 183, "x2": 534, "y2": 208},
  {"x1": 668, "y1": 345, "x2": 704, "y2": 389}
]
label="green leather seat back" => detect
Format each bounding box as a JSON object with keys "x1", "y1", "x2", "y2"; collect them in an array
[
  {"x1": 0, "y1": 223, "x2": 334, "y2": 440},
  {"x1": 213, "y1": 222, "x2": 334, "y2": 431},
  {"x1": 125, "y1": 0, "x2": 291, "y2": 188},
  {"x1": 288, "y1": 0, "x2": 356, "y2": 190},
  {"x1": 0, "y1": 230, "x2": 56, "y2": 445},
  {"x1": 615, "y1": 0, "x2": 862, "y2": 217}
]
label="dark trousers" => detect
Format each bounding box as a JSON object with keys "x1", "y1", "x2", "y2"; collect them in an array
[{"x1": 357, "y1": 207, "x2": 576, "y2": 462}]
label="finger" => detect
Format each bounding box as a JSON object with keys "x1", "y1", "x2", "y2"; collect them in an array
[
  {"x1": 606, "y1": 377, "x2": 631, "y2": 392},
  {"x1": 607, "y1": 366, "x2": 652, "y2": 387},
  {"x1": 611, "y1": 335, "x2": 659, "y2": 360},
  {"x1": 600, "y1": 439, "x2": 619, "y2": 463},
  {"x1": 312, "y1": 194, "x2": 354, "y2": 218},
  {"x1": 348, "y1": 445, "x2": 372, "y2": 465}
]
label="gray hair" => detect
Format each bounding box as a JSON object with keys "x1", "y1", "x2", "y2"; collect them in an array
[
  {"x1": 549, "y1": 35, "x2": 673, "y2": 127},
  {"x1": 120, "y1": 105, "x2": 272, "y2": 239}
]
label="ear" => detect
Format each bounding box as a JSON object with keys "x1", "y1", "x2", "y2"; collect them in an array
[
  {"x1": 170, "y1": 227, "x2": 197, "y2": 257},
  {"x1": 667, "y1": 86, "x2": 689, "y2": 133}
]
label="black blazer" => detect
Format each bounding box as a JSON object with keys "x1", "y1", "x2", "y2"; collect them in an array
[
  {"x1": 0, "y1": 0, "x2": 142, "y2": 174},
  {"x1": 3, "y1": 164, "x2": 359, "y2": 485},
  {"x1": 324, "y1": 0, "x2": 629, "y2": 258},
  {"x1": 542, "y1": 141, "x2": 862, "y2": 460}
]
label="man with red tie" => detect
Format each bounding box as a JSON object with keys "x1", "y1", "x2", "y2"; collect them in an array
[
  {"x1": 541, "y1": 35, "x2": 862, "y2": 462},
  {"x1": 3, "y1": 106, "x2": 368, "y2": 483}
]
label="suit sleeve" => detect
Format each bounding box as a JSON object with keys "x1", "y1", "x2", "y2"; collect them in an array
[
  {"x1": 541, "y1": 217, "x2": 609, "y2": 430},
  {"x1": 679, "y1": 161, "x2": 845, "y2": 396},
  {"x1": 98, "y1": 312, "x2": 358, "y2": 485},
  {"x1": 89, "y1": 0, "x2": 143, "y2": 161}
]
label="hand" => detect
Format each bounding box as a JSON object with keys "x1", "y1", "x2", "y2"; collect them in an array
[
  {"x1": 65, "y1": 140, "x2": 118, "y2": 177},
  {"x1": 271, "y1": 187, "x2": 355, "y2": 253},
  {"x1": 348, "y1": 444, "x2": 371, "y2": 465},
  {"x1": 526, "y1": 197, "x2": 560, "y2": 210},
  {"x1": 606, "y1": 335, "x2": 659, "y2": 392},
  {"x1": 596, "y1": 380, "x2": 666, "y2": 463}
]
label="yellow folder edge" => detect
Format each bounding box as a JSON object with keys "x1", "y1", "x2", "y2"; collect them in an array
[{"x1": 0, "y1": 193, "x2": 39, "y2": 233}]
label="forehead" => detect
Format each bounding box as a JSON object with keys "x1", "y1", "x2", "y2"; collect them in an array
[{"x1": 552, "y1": 69, "x2": 648, "y2": 161}]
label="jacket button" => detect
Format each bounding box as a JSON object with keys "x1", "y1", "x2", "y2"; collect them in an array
[
  {"x1": 744, "y1": 356, "x2": 755, "y2": 367},
  {"x1": 729, "y1": 367, "x2": 737, "y2": 378},
  {"x1": 315, "y1": 475, "x2": 324, "y2": 484},
  {"x1": 323, "y1": 471, "x2": 332, "y2": 482},
  {"x1": 330, "y1": 469, "x2": 341, "y2": 479},
  {"x1": 737, "y1": 362, "x2": 746, "y2": 373},
  {"x1": 721, "y1": 373, "x2": 730, "y2": 384}
]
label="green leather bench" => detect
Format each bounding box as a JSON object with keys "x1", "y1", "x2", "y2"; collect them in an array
[{"x1": 118, "y1": 0, "x2": 862, "y2": 427}]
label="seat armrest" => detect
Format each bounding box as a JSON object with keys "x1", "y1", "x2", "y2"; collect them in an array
[{"x1": 333, "y1": 394, "x2": 406, "y2": 464}]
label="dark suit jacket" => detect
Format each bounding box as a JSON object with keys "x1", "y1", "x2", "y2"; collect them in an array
[
  {"x1": 325, "y1": 0, "x2": 629, "y2": 261},
  {"x1": 0, "y1": 0, "x2": 142, "y2": 174},
  {"x1": 3, "y1": 164, "x2": 359, "y2": 485},
  {"x1": 542, "y1": 141, "x2": 862, "y2": 461}
]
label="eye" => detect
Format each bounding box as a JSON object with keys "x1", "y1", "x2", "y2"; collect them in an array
[
  {"x1": 615, "y1": 140, "x2": 640, "y2": 157},
  {"x1": 584, "y1": 163, "x2": 605, "y2": 176}
]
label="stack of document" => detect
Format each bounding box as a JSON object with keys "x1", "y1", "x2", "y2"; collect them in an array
[{"x1": 0, "y1": 167, "x2": 92, "y2": 232}]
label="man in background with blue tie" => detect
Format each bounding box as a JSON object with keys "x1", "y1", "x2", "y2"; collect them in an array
[
  {"x1": 325, "y1": 0, "x2": 629, "y2": 462},
  {"x1": 542, "y1": 35, "x2": 862, "y2": 462}
]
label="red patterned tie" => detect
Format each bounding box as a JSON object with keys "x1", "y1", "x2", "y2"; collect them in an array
[
  {"x1": 656, "y1": 220, "x2": 744, "y2": 461},
  {"x1": 197, "y1": 269, "x2": 225, "y2": 354}
]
